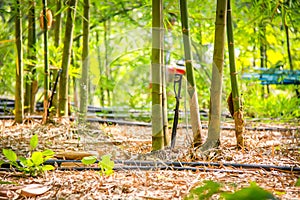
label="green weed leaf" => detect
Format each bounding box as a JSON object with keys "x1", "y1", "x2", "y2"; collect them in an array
[
  {"x1": 82, "y1": 156, "x2": 97, "y2": 165},
  {"x1": 42, "y1": 149, "x2": 55, "y2": 157},
  {"x1": 42, "y1": 149, "x2": 55, "y2": 161},
  {"x1": 222, "y1": 182, "x2": 277, "y2": 200},
  {"x1": 30, "y1": 134, "x2": 38, "y2": 150},
  {"x1": 184, "y1": 180, "x2": 221, "y2": 200},
  {"x1": 2, "y1": 149, "x2": 17, "y2": 162},
  {"x1": 19, "y1": 156, "x2": 28, "y2": 167},
  {"x1": 42, "y1": 165, "x2": 55, "y2": 171},
  {"x1": 26, "y1": 159, "x2": 34, "y2": 167},
  {"x1": 99, "y1": 155, "x2": 114, "y2": 176},
  {"x1": 31, "y1": 152, "x2": 43, "y2": 166},
  {"x1": 296, "y1": 178, "x2": 300, "y2": 187}
]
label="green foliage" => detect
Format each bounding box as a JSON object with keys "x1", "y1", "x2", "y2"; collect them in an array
[
  {"x1": 1, "y1": 135, "x2": 55, "y2": 177},
  {"x1": 81, "y1": 155, "x2": 97, "y2": 165},
  {"x1": 81, "y1": 154, "x2": 115, "y2": 176},
  {"x1": 30, "y1": 134, "x2": 39, "y2": 150},
  {"x1": 99, "y1": 154, "x2": 114, "y2": 176},
  {"x1": 184, "y1": 180, "x2": 221, "y2": 200},
  {"x1": 296, "y1": 178, "x2": 300, "y2": 187},
  {"x1": 222, "y1": 182, "x2": 277, "y2": 200},
  {"x1": 185, "y1": 181, "x2": 277, "y2": 200},
  {"x1": 243, "y1": 84, "x2": 300, "y2": 119},
  {"x1": 0, "y1": 0, "x2": 299, "y2": 120}
]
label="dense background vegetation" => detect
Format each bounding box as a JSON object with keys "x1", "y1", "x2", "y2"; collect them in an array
[{"x1": 0, "y1": 0, "x2": 299, "y2": 120}]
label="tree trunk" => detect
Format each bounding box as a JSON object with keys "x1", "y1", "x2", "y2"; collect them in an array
[
  {"x1": 226, "y1": 0, "x2": 244, "y2": 148},
  {"x1": 24, "y1": 0, "x2": 37, "y2": 114},
  {"x1": 179, "y1": 0, "x2": 202, "y2": 147},
  {"x1": 58, "y1": 0, "x2": 77, "y2": 117},
  {"x1": 42, "y1": 0, "x2": 50, "y2": 123},
  {"x1": 79, "y1": 0, "x2": 90, "y2": 122},
  {"x1": 151, "y1": 0, "x2": 164, "y2": 150},
  {"x1": 201, "y1": 0, "x2": 227, "y2": 151},
  {"x1": 14, "y1": 0, "x2": 24, "y2": 124}
]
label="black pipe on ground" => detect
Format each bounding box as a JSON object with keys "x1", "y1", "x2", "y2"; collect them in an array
[
  {"x1": 114, "y1": 160, "x2": 300, "y2": 172},
  {"x1": 1, "y1": 159, "x2": 298, "y2": 173}
]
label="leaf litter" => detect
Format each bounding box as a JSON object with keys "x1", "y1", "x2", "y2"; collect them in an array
[{"x1": 0, "y1": 119, "x2": 299, "y2": 199}]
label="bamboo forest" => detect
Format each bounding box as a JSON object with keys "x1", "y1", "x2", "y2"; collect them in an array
[{"x1": 0, "y1": 0, "x2": 299, "y2": 199}]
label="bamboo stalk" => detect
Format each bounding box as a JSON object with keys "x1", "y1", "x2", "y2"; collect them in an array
[
  {"x1": 202, "y1": 0, "x2": 227, "y2": 151},
  {"x1": 42, "y1": 0, "x2": 49, "y2": 123},
  {"x1": 14, "y1": 0, "x2": 24, "y2": 123},
  {"x1": 151, "y1": 0, "x2": 164, "y2": 150},
  {"x1": 79, "y1": 0, "x2": 90, "y2": 122},
  {"x1": 226, "y1": 0, "x2": 244, "y2": 148},
  {"x1": 179, "y1": 0, "x2": 202, "y2": 147}
]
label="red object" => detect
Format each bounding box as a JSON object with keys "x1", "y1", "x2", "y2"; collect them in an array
[{"x1": 167, "y1": 65, "x2": 186, "y2": 75}]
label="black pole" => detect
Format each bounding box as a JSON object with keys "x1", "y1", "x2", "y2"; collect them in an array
[
  {"x1": 171, "y1": 74, "x2": 183, "y2": 148},
  {"x1": 48, "y1": 68, "x2": 62, "y2": 115}
]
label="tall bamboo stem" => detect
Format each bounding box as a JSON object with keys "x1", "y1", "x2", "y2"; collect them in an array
[
  {"x1": 151, "y1": 0, "x2": 164, "y2": 150},
  {"x1": 226, "y1": 0, "x2": 244, "y2": 148},
  {"x1": 179, "y1": 0, "x2": 202, "y2": 147}
]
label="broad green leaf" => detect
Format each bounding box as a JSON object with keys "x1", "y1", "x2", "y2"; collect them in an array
[
  {"x1": 222, "y1": 182, "x2": 277, "y2": 200},
  {"x1": 30, "y1": 134, "x2": 39, "y2": 150},
  {"x1": 31, "y1": 152, "x2": 44, "y2": 166},
  {"x1": 99, "y1": 155, "x2": 114, "y2": 176},
  {"x1": 2, "y1": 149, "x2": 17, "y2": 162},
  {"x1": 42, "y1": 165, "x2": 55, "y2": 171},
  {"x1": 42, "y1": 149, "x2": 55, "y2": 161},
  {"x1": 19, "y1": 156, "x2": 28, "y2": 167},
  {"x1": 81, "y1": 156, "x2": 97, "y2": 165},
  {"x1": 26, "y1": 159, "x2": 34, "y2": 167},
  {"x1": 100, "y1": 155, "x2": 114, "y2": 170},
  {"x1": 185, "y1": 180, "x2": 221, "y2": 200}
]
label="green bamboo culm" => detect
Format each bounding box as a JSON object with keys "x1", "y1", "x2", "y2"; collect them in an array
[
  {"x1": 151, "y1": 0, "x2": 164, "y2": 150},
  {"x1": 226, "y1": 0, "x2": 244, "y2": 148},
  {"x1": 24, "y1": 0, "x2": 37, "y2": 114},
  {"x1": 201, "y1": 0, "x2": 227, "y2": 151},
  {"x1": 15, "y1": 0, "x2": 24, "y2": 123},
  {"x1": 59, "y1": 0, "x2": 77, "y2": 117},
  {"x1": 42, "y1": 0, "x2": 49, "y2": 123},
  {"x1": 179, "y1": 0, "x2": 202, "y2": 147},
  {"x1": 79, "y1": 0, "x2": 90, "y2": 123}
]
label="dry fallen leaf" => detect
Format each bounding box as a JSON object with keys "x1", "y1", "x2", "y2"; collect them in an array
[
  {"x1": 20, "y1": 184, "x2": 51, "y2": 197},
  {"x1": 55, "y1": 151, "x2": 97, "y2": 160}
]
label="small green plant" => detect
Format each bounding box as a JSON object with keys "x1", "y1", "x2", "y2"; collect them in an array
[
  {"x1": 1, "y1": 134, "x2": 55, "y2": 177},
  {"x1": 222, "y1": 182, "x2": 277, "y2": 200},
  {"x1": 82, "y1": 154, "x2": 115, "y2": 176},
  {"x1": 184, "y1": 180, "x2": 221, "y2": 200},
  {"x1": 185, "y1": 181, "x2": 277, "y2": 200}
]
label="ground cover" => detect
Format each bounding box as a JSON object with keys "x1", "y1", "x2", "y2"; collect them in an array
[{"x1": 0, "y1": 119, "x2": 299, "y2": 199}]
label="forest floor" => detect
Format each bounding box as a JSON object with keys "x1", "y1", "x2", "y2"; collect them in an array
[{"x1": 0, "y1": 118, "x2": 299, "y2": 200}]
